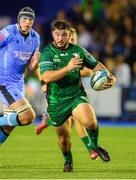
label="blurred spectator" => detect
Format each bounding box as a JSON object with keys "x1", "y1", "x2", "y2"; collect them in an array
[
  {"x1": 77, "y1": 23, "x2": 92, "y2": 49},
  {"x1": 100, "y1": 42, "x2": 115, "y2": 62},
  {"x1": 132, "y1": 62, "x2": 136, "y2": 87},
  {"x1": 122, "y1": 34, "x2": 136, "y2": 71},
  {"x1": 67, "y1": 3, "x2": 85, "y2": 25},
  {"x1": 114, "y1": 55, "x2": 131, "y2": 87},
  {"x1": 103, "y1": 57, "x2": 115, "y2": 74},
  {"x1": 56, "y1": 10, "x2": 67, "y2": 21}
]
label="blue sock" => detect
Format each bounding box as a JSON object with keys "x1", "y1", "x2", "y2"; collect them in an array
[
  {"x1": 0, "y1": 113, "x2": 20, "y2": 126},
  {"x1": 0, "y1": 128, "x2": 8, "y2": 144}
]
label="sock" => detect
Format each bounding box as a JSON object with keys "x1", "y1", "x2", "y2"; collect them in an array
[
  {"x1": 0, "y1": 113, "x2": 21, "y2": 126},
  {"x1": 86, "y1": 125, "x2": 99, "y2": 150},
  {"x1": 81, "y1": 136, "x2": 92, "y2": 153},
  {"x1": 0, "y1": 127, "x2": 9, "y2": 144},
  {"x1": 63, "y1": 151, "x2": 73, "y2": 164},
  {"x1": 47, "y1": 118, "x2": 52, "y2": 126}
]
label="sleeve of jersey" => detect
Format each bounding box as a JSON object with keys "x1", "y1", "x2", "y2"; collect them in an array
[
  {"x1": 0, "y1": 28, "x2": 10, "y2": 48},
  {"x1": 40, "y1": 49, "x2": 53, "y2": 75},
  {"x1": 81, "y1": 47, "x2": 99, "y2": 69}
]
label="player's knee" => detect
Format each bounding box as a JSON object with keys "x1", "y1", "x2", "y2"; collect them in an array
[
  {"x1": 19, "y1": 109, "x2": 36, "y2": 125},
  {"x1": 84, "y1": 120, "x2": 97, "y2": 130},
  {"x1": 58, "y1": 136, "x2": 71, "y2": 147},
  {"x1": 16, "y1": 103, "x2": 36, "y2": 125}
]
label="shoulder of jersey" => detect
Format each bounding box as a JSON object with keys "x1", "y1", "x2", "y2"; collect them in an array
[
  {"x1": 69, "y1": 43, "x2": 81, "y2": 50},
  {"x1": 41, "y1": 43, "x2": 51, "y2": 52},
  {"x1": 5, "y1": 24, "x2": 16, "y2": 33},
  {"x1": 30, "y1": 28, "x2": 40, "y2": 39}
]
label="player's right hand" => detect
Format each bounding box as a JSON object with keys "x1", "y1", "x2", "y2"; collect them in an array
[{"x1": 66, "y1": 55, "x2": 83, "y2": 71}]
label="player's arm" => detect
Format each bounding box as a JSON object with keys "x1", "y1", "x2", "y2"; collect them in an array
[
  {"x1": 82, "y1": 47, "x2": 116, "y2": 88},
  {"x1": 29, "y1": 49, "x2": 41, "y2": 71},
  {"x1": 29, "y1": 34, "x2": 41, "y2": 71},
  {"x1": 80, "y1": 67, "x2": 92, "y2": 77},
  {"x1": 0, "y1": 28, "x2": 10, "y2": 48},
  {"x1": 40, "y1": 51, "x2": 82, "y2": 84}
]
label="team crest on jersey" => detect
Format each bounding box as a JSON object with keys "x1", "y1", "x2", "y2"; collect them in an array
[
  {"x1": 73, "y1": 53, "x2": 80, "y2": 57},
  {"x1": 53, "y1": 59, "x2": 61, "y2": 62}
]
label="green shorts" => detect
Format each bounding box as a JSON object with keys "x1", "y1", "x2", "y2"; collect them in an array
[{"x1": 47, "y1": 94, "x2": 89, "y2": 127}]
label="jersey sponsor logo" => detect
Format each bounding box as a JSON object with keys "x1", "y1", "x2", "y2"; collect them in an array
[
  {"x1": 53, "y1": 59, "x2": 61, "y2": 62},
  {"x1": 54, "y1": 55, "x2": 59, "y2": 58},
  {"x1": 59, "y1": 53, "x2": 68, "y2": 56},
  {"x1": 53, "y1": 55, "x2": 61, "y2": 62},
  {"x1": 44, "y1": 61, "x2": 53, "y2": 64},
  {"x1": 13, "y1": 51, "x2": 32, "y2": 60}
]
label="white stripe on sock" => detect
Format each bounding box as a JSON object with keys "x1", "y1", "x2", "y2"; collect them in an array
[{"x1": 7, "y1": 114, "x2": 12, "y2": 126}]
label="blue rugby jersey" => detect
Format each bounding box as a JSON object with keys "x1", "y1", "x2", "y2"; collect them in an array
[{"x1": 0, "y1": 24, "x2": 40, "y2": 85}]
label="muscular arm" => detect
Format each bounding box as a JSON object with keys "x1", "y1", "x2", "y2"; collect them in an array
[
  {"x1": 42, "y1": 55, "x2": 83, "y2": 84},
  {"x1": 93, "y1": 62, "x2": 113, "y2": 76}
]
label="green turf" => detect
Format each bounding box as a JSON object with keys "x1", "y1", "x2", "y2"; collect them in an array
[{"x1": 0, "y1": 125, "x2": 136, "y2": 179}]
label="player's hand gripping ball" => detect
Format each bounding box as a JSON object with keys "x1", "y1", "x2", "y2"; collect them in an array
[{"x1": 90, "y1": 70, "x2": 110, "y2": 91}]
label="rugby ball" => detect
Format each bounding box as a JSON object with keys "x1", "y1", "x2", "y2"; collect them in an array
[{"x1": 90, "y1": 70, "x2": 109, "y2": 91}]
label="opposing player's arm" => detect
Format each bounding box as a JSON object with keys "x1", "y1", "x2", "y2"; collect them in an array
[
  {"x1": 29, "y1": 48, "x2": 41, "y2": 71},
  {"x1": 29, "y1": 34, "x2": 40, "y2": 71}
]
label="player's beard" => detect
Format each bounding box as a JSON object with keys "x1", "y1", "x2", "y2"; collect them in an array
[{"x1": 53, "y1": 39, "x2": 69, "y2": 50}]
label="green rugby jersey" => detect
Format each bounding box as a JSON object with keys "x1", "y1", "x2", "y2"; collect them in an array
[{"x1": 40, "y1": 43, "x2": 99, "y2": 103}]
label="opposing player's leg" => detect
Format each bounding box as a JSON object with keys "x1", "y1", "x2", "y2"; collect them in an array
[
  {"x1": 0, "y1": 126, "x2": 14, "y2": 145},
  {"x1": 35, "y1": 113, "x2": 50, "y2": 135},
  {"x1": 0, "y1": 98, "x2": 35, "y2": 126},
  {"x1": 0, "y1": 85, "x2": 36, "y2": 127},
  {"x1": 54, "y1": 119, "x2": 73, "y2": 172},
  {"x1": 73, "y1": 117, "x2": 98, "y2": 160},
  {"x1": 72, "y1": 103, "x2": 110, "y2": 162}
]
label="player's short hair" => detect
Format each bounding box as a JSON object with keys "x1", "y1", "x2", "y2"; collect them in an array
[
  {"x1": 18, "y1": 7, "x2": 35, "y2": 21},
  {"x1": 51, "y1": 20, "x2": 71, "y2": 31}
]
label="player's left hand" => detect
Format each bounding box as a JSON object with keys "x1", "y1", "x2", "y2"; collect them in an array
[
  {"x1": 29, "y1": 49, "x2": 41, "y2": 70},
  {"x1": 102, "y1": 75, "x2": 116, "y2": 90},
  {"x1": 32, "y1": 49, "x2": 41, "y2": 64}
]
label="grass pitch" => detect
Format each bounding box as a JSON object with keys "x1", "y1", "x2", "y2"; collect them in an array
[{"x1": 0, "y1": 125, "x2": 136, "y2": 179}]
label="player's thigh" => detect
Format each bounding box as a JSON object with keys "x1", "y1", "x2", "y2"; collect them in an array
[
  {"x1": 72, "y1": 103, "x2": 97, "y2": 128},
  {"x1": 0, "y1": 84, "x2": 35, "y2": 123}
]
